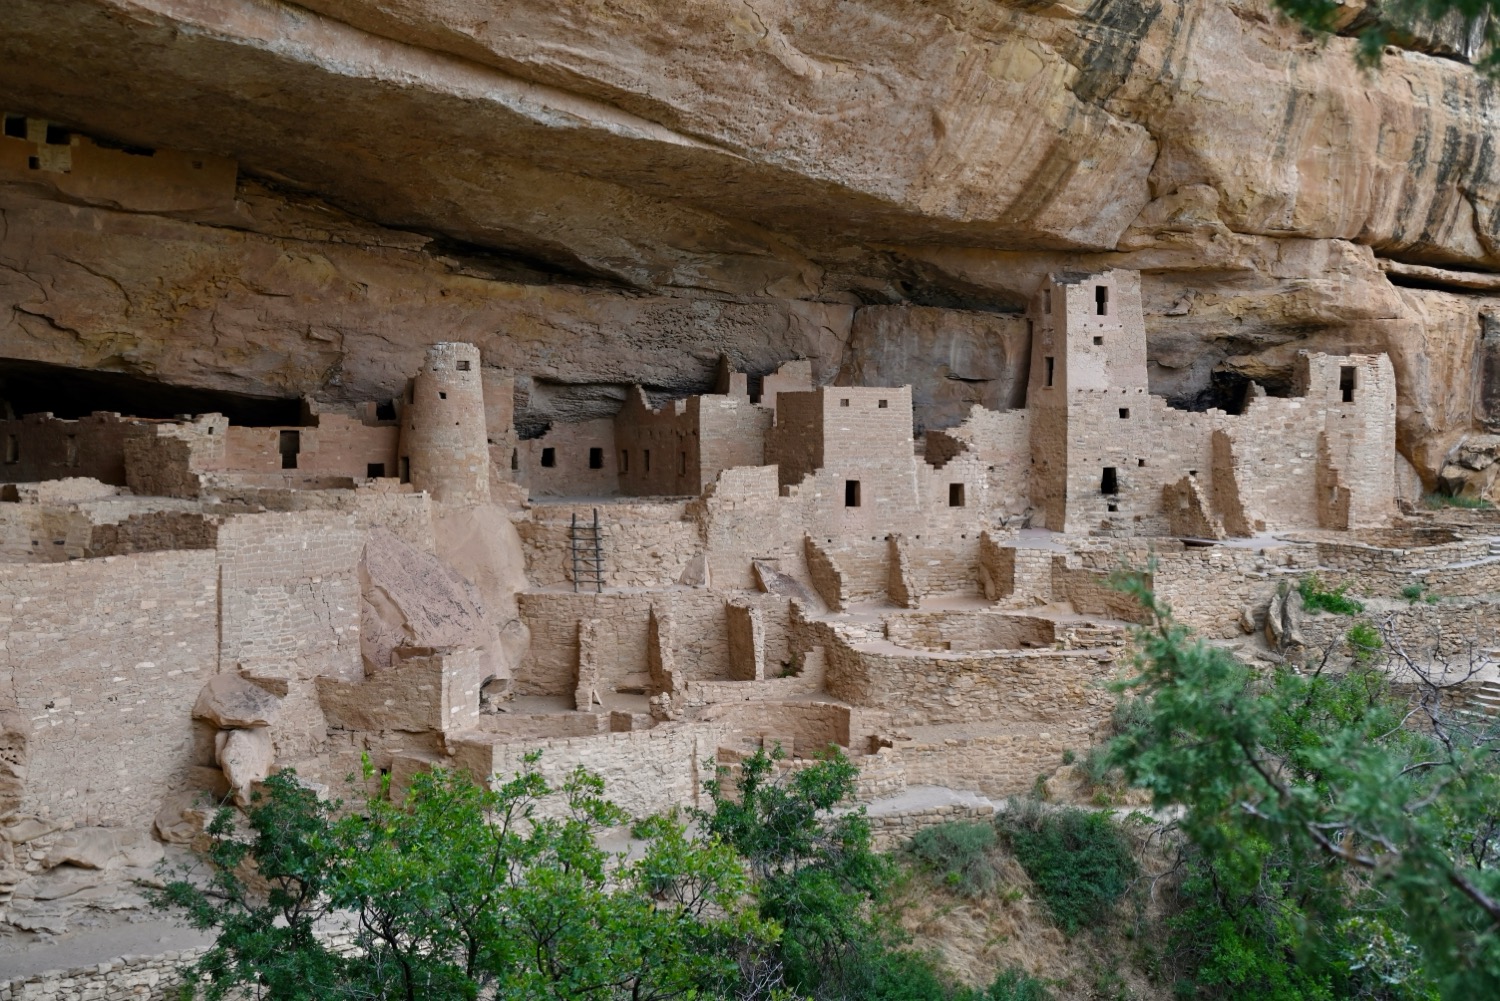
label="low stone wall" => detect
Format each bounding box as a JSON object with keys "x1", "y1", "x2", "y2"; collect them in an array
[
  {"x1": 825, "y1": 637, "x2": 1116, "y2": 729},
  {"x1": 1, "y1": 950, "x2": 202, "y2": 1001},
  {"x1": 899, "y1": 732, "x2": 1077, "y2": 798},
  {"x1": 869, "y1": 800, "x2": 997, "y2": 851}
]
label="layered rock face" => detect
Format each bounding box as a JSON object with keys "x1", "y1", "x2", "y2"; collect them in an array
[{"x1": 0, "y1": 0, "x2": 1499, "y2": 486}]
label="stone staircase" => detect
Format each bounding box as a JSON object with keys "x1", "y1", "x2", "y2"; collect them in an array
[{"x1": 1462, "y1": 678, "x2": 1500, "y2": 722}]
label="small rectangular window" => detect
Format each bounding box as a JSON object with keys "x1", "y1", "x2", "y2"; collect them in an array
[
  {"x1": 948, "y1": 483, "x2": 965, "y2": 507},
  {"x1": 1340, "y1": 366, "x2": 1357, "y2": 403},
  {"x1": 367, "y1": 463, "x2": 385, "y2": 478},
  {"x1": 679, "y1": 451, "x2": 687, "y2": 475},
  {"x1": 456, "y1": 359, "x2": 471, "y2": 371},
  {"x1": 44, "y1": 124, "x2": 69, "y2": 146},
  {"x1": 278, "y1": 430, "x2": 300, "y2": 470},
  {"x1": 644, "y1": 449, "x2": 651, "y2": 472},
  {"x1": 4, "y1": 434, "x2": 17, "y2": 464},
  {"x1": 1093, "y1": 336, "x2": 1104, "y2": 346},
  {"x1": 2, "y1": 115, "x2": 24, "y2": 139},
  {"x1": 588, "y1": 447, "x2": 603, "y2": 469},
  {"x1": 620, "y1": 450, "x2": 629, "y2": 473},
  {"x1": 878, "y1": 399, "x2": 888, "y2": 409},
  {"x1": 839, "y1": 398, "x2": 850, "y2": 408},
  {"x1": 1119, "y1": 408, "x2": 1130, "y2": 419},
  {"x1": 1095, "y1": 285, "x2": 1109, "y2": 315},
  {"x1": 1101, "y1": 467, "x2": 1118, "y2": 495},
  {"x1": 438, "y1": 391, "x2": 447, "y2": 400},
  {"x1": 844, "y1": 480, "x2": 861, "y2": 507},
  {"x1": 1137, "y1": 458, "x2": 1146, "y2": 467},
  {"x1": 540, "y1": 447, "x2": 556, "y2": 468},
  {"x1": 1044, "y1": 357, "x2": 1055, "y2": 388},
  {"x1": 399, "y1": 456, "x2": 410, "y2": 483},
  {"x1": 510, "y1": 449, "x2": 518, "y2": 471},
  {"x1": 1044, "y1": 289, "x2": 1052, "y2": 314}
]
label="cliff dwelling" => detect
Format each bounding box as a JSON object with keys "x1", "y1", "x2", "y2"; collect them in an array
[{"x1": 2, "y1": 0, "x2": 1500, "y2": 989}]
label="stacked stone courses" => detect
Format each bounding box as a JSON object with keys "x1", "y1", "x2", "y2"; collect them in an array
[{"x1": 4, "y1": 266, "x2": 1494, "y2": 982}]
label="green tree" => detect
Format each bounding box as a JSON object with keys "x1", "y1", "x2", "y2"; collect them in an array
[
  {"x1": 1108, "y1": 578, "x2": 1500, "y2": 998},
  {"x1": 699, "y1": 745, "x2": 898, "y2": 996},
  {"x1": 153, "y1": 757, "x2": 779, "y2": 1000}
]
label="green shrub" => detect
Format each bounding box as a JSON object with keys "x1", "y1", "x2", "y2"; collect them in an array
[
  {"x1": 842, "y1": 947, "x2": 974, "y2": 1001},
  {"x1": 908, "y1": 820, "x2": 1000, "y2": 898},
  {"x1": 1422, "y1": 492, "x2": 1493, "y2": 510},
  {"x1": 985, "y1": 967, "x2": 1054, "y2": 1001},
  {"x1": 1298, "y1": 574, "x2": 1364, "y2": 615},
  {"x1": 1346, "y1": 622, "x2": 1383, "y2": 664},
  {"x1": 1399, "y1": 582, "x2": 1437, "y2": 605},
  {"x1": 997, "y1": 802, "x2": 1136, "y2": 936}
]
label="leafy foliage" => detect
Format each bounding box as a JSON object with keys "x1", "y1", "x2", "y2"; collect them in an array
[
  {"x1": 996, "y1": 800, "x2": 1136, "y2": 937},
  {"x1": 153, "y1": 758, "x2": 778, "y2": 1001},
  {"x1": 1108, "y1": 577, "x2": 1500, "y2": 999},
  {"x1": 699, "y1": 744, "x2": 893, "y2": 995},
  {"x1": 1299, "y1": 574, "x2": 1365, "y2": 615},
  {"x1": 907, "y1": 821, "x2": 1000, "y2": 898}
]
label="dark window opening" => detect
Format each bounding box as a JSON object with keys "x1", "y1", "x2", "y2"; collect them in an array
[
  {"x1": 1340, "y1": 366, "x2": 1357, "y2": 403},
  {"x1": 1093, "y1": 336, "x2": 1104, "y2": 346},
  {"x1": 1101, "y1": 466, "x2": 1118, "y2": 495},
  {"x1": 948, "y1": 483, "x2": 965, "y2": 507},
  {"x1": 399, "y1": 456, "x2": 410, "y2": 483},
  {"x1": 540, "y1": 447, "x2": 556, "y2": 468},
  {"x1": 588, "y1": 447, "x2": 603, "y2": 469},
  {"x1": 44, "y1": 124, "x2": 69, "y2": 146},
  {"x1": 679, "y1": 451, "x2": 687, "y2": 476},
  {"x1": 1044, "y1": 357, "x2": 1055, "y2": 388},
  {"x1": 26, "y1": 156, "x2": 38, "y2": 170},
  {"x1": 279, "y1": 430, "x2": 300, "y2": 470},
  {"x1": 2, "y1": 115, "x2": 24, "y2": 139},
  {"x1": 1119, "y1": 408, "x2": 1130, "y2": 419},
  {"x1": 620, "y1": 450, "x2": 629, "y2": 473},
  {"x1": 644, "y1": 449, "x2": 651, "y2": 472},
  {"x1": 840, "y1": 398, "x2": 850, "y2": 407},
  {"x1": 4, "y1": 434, "x2": 17, "y2": 464},
  {"x1": 375, "y1": 401, "x2": 396, "y2": 421},
  {"x1": 510, "y1": 449, "x2": 518, "y2": 471},
  {"x1": 367, "y1": 463, "x2": 385, "y2": 478},
  {"x1": 1095, "y1": 285, "x2": 1109, "y2": 315},
  {"x1": 1137, "y1": 458, "x2": 1146, "y2": 467},
  {"x1": 878, "y1": 399, "x2": 888, "y2": 409},
  {"x1": 845, "y1": 480, "x2": 861, "y2": 507},
  {"x1": 456, "y1": 360, "x2": 471, "y2": 372},
  {"x1": 65, "y1": 435, "x2": 78, "y2": 467},
  {"x1": 438, "y1": 391, "x2": 447, "y2": 400},
  {"x1": 1107, "y1": 503, "x2": 1118, "y2": 512},
  {"x1": 1044, "y1": 289, "x2": 1052, "y2": 314}
]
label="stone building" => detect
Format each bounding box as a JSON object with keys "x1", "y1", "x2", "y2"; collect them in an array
[{"x1": 0, "y1": 268, "x2": 1472, "y2": 986}]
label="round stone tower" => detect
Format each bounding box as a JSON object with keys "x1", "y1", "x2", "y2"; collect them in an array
[{"x1": 399, "y1": 342, "x2": 491, "y2": 504}]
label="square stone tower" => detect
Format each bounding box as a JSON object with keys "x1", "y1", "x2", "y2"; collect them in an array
[{"x1": 1025, "y1": 269, "x2": 1149, "y2": 532}]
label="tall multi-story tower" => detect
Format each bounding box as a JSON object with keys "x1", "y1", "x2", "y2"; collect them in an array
[
  {"x1": 399, "y1": 342, "x2": 491, "y2": 505},
  {"x1": 1026, "y1": 269, "x2": 1150, "y2": 532}
]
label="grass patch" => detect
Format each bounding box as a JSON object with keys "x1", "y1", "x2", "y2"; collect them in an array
[
  {"x1": 908, "y1": 820, "x2": 1001, "y2": 898},
  {"x1": 997, "y1": 801, "x2": 1136, "y2": 937},
  {"x1": 1298, "y1": 574, "x2": 1364, "y2": 615},
  {"x1": 1422, "y1": 492, "x2": 1493, "y2": 510}
]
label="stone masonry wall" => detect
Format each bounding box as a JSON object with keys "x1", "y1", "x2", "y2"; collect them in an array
[{"x1": 0, "y1": 549, "x2": 219, "y2": 827}]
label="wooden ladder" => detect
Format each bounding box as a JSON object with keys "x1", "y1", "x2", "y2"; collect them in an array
[{"x1": 570, "y1": 509, "x2": 605, "y2": 593}]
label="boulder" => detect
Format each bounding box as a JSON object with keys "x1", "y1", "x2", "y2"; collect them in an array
[
  {"x1": 193, "y1": 673, "x2": 283, "y2": 728},
  {"x1": 216, "y1": 728, "x2": 276, "y2": 805},
  {"x1": 43, "y1": 828, "x2": 163, "y2": 871}
]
